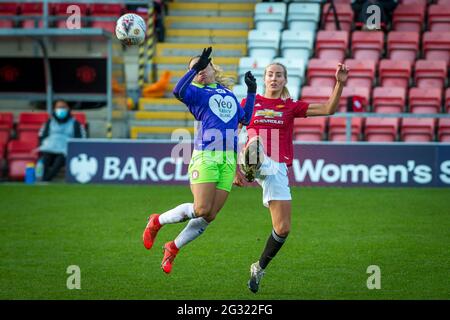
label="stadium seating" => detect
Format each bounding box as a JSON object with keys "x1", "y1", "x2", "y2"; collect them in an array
[
  {"x1": 351, "y1": 31, "x2": 384, "y2": 63},
  {"x1": 373, "y1": 87, "x2": 407, "y2": 113},
  {"x1": 428, "y1": 4, "x2": 450, "y2": 32},
  {"x1": 422, "y1": 31, "x2": 450, "y2": 67},
  {"x1": 16, "y1": 112, "x2": 49, "y2": 147},
  {"x1": 414, "y1": 60, "x2": 448, "y2": 89},
  {"x1": 281, "y1": 30, "x2": 314, "y2": 61},
  {"x1": 315, "y1": 30, "x2": 348, "y2": 61},
  {"x1": 401, "y1": 118, "x2": 435, "y2": 142},
  {"x1": 254, "y1": 2, "x2": 287, "y2": 31},
  {"x1": 307, "y1": 59, "x2": 340, "y2": 87},
  {"x1": 379, "y1": 59, "x2": 411, "y2": 90},
  {"x1": 21, "y1": 3, "x2": 44, "y2": 29},
  {"x1": 7, "y1": 140, "x2": 38, "y2": 181},
  {"x1": 340, "y1": 86, "x2": 370, "y2": 112},
  {"x1": 300, "y1": 86, "x2": 333, "y2": 105},
  {"x1": 89, "y1": 3, "x2": 124, "y2": 33},
  {"x1": 232, "y1": 84, "x2": 249, "y2": 102},
  {"x1": 293, "y1": 117, "x2": 326, "y2": 141},
  {"x1": 0, "y1": 2, "x2": 18, "y2": 28},
  {"x1": 238, "y1": 56, "x2": 272, "y2": 86},
  {"x1": 328, "y1": 117, "x2": 363, "y2": 141},
  {"x1": 446, "y1": 88, "x2": 450, "y2": 113},
  {"x1": 344, "y1": 59, "x2": 376, "y2": 91},
  {"x1": 321, "y1": 3, "x2": 354, "y2": 32},
  {"x1": 287, "y1": 2, "x2": 320, "y2": 31},
  {"x1": 365, "y1": 118, "x2": 400, "y2": 142},
  {"x1": 0, "y1": 112, "x2": 13, "y2": 149},
  {"x1": 392, "y1": 4, "x2": 425, "y2": 33},
  {"x1": 387, "y1": 31, "x2": 420, "y2": 66},
  {"x1": 409, "y1": 87, "x2": 443, "y2": 114},
  {"x1": 437, "y1": 118, "x2": 450, "y2": 142},
  {"x1": 247, "y1": 29, "x2": 281, "y2": 59}
]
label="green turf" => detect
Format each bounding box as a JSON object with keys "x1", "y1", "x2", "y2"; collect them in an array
[{"x1": 0, "y1": 184, "x2": 448, "y2": 300}]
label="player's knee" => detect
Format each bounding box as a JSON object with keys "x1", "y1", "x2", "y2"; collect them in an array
[
  {"x1": 194, "y1": 204, "x2": 212, "y2": 218},
  {"x1": 274, "y1": 223, "x2": 290, "y2": 237}
]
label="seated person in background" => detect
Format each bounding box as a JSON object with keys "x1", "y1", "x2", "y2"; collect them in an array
[
  {"x1": 38, "y1": 100, "x2": 87, "y2": 181},
  {"x1": 352, "y1": 0, "x2": 398, "y2": 31}
]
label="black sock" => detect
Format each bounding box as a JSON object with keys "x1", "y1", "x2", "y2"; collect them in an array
[{"x1": 258, "y1": 229, "x2": 287, "y2": 269}]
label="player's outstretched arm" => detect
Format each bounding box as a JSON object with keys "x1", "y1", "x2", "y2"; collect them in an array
[{"x1": 306, "y1": 63, "x2": 349, "y2": 117}]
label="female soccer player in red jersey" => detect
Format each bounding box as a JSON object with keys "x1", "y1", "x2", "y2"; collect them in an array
[{"x1": 235, "y1": 62, "x2": 349, "y2": 293}]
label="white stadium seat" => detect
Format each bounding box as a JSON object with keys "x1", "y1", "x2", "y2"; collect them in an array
[
  {"x1": 281, "y1": 30, "x2": 314, "y2": 61},
  {"x1": 238, "y1": 56, "x2": 272, "y2": 84},
  {"x1": 248, "y1": 29, "x2": 281, "y2": 59},
  {"x1": 287, "y1": 2, "x2": 321, "y2": 31},
  {"x1": 254, "y1": 2, "x2": 287, "y2": 31}
]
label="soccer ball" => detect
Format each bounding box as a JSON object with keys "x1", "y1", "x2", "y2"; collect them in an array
[{"x1": 115, "y1": 13, "x2": 146, "y2": 46}]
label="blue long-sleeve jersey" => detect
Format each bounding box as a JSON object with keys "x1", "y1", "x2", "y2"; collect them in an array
[{"x1": 173, "y1": 69, "x2": 255, "y2": 152}]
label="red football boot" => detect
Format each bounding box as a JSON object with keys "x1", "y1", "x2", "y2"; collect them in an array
[
  {"x1": 142, "y1": 214, "x2": 161, "y2": 250},
  {"x1": 161, "y1": 241, "x2": 179, "y2": 274}
]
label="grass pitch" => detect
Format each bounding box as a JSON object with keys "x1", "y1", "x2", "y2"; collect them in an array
[{"x1": 0, "y1": 184, "x2": 448, "y2": 300}]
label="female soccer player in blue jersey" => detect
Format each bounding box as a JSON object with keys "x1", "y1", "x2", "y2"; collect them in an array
[{"x1": 142, "y1": 47, "x2": 257, "y2": 274}]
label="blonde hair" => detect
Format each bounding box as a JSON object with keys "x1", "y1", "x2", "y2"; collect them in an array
[
  {"x1": 188, "y1": 56, "x2": 234, "y2": 89},
  {"x1": 264, "y1": 62, "x2": 291, "y2": 100}
]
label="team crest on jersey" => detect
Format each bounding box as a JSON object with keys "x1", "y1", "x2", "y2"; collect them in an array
[
  {"x1": 255, "y1": 109, "x2": 283, "y2": 118},
  {"x1": 276, "y1": 104, "x2": 285, "y2": 109}
]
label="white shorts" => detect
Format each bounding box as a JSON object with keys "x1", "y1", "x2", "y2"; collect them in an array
[{"x1": 255, "y1": 156, "x2": 292, "y2": 208}]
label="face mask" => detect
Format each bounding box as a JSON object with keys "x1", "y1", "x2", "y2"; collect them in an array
[{"x1": 55, "y1": 108, "x2": 68, "y2": 119}]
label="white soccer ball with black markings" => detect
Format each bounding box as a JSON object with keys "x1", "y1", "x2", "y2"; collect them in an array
[{"x1": 115, "y1": 13, "x2": 146, "y2": 46}]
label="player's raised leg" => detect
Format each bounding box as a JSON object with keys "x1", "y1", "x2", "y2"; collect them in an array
[{"x1": 161, "y1": 182, "x2": 217, "y2": 274}]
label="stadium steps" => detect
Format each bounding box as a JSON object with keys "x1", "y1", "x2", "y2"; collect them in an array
[
  {"x1": 165, "y1": 29, "x2": 249, "y2": 44},
  {"x1": 132, "y1": 0, "x2": 254, "y2": 139},
  {"x1": 164, "y1": 16, "x2": 253, "y2": 30},
  {"x1": 167, "y1": 2, "x2": 255, "y2": 17}
]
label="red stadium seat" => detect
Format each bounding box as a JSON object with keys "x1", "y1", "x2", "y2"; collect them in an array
[
  {"x1": 307, "y1": 59, "x2": 340, "y2": 88},
  {"x1": 423, "y1": 31, "x2": 450, "y2": 67},
  {"x1": 0, "y1": 112, "x2": 13, "y2": 149},
  {"x1": 89, "y1": 3, "x2": 124, "y2": 16},
  {"x1": 379, "y1": 59, "x2": 411, "y2": 90},
  {"x1": 293, "y1": 117, "x2": 327, "y2": 141},
  {"x1": 351, "y1": 31, "x2": 384, "y2": 63},
  {"x1": 72, "y1": 112, "x2": 87, "y2": 126},
  {"x1": 17, "y1": 112, "x2": 49, "y2": 147},
  {"x1": 438, "y1": 118, "x2": 450, "y2": 142},
  {"x1": 446, "y1": 88, "x2": 450, "y2": 113},
  {"x1": 315, "y1": 30, "x2": 349, "y2": 62},
  {"x1": 414, "y1": 60, "x2": 448, "y2": 89},
  {"x1": 328, "y1": 117, "x2": 363, "y2": 141},
  {"x1": 387, "y1": 31, "x2": 419, "y2": 66},
  {"x1": 300, "y1": 86, "x2": 333, "y2": 105},
  {"x1": 90, "y1": 3, "x2": 124, "y2": 32},
  {"x1": 322, "y1": 3, "x2": 354, "y2": 32},
  {"x1": 428, "y1": 4, "x2": 450, "y2": 32},
  {"x1": 0, "y1": 2, "x2": 18, "y2": 28},
  {"x1": 7, "y1": 140, "x2": 38, "y2": 181},
  {"x1": 339, "y1": 86, "x2": 370, "y2": 112},
  {"x1": 373, "y1": 87, "x2": 407, "y2": 113},
  {"x1": 401, "y1": 118, "x2": 435, "y2": 142},
  {"x1": 0, "y1": 112, "x2": 14, "y2": 130},
  {"x1": 343, "y1": 59, "x2": 376, "y2": 91},
  {"x1": 21, "y1": 3, "x2": 44, "y2": 29},
  {"x1": 409, "y1": 87, "x2": 443, "y2": 114},
  {"x1": 393, "y1": 4, "x2": 425, "y2": 33},
  {"x1": 365, "y1": 118, "x2": 399, "y2": 142}
]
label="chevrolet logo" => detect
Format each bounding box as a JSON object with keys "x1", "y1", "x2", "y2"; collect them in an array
[{"x1": 255, "y1": 109, "x2": 283, "y2": 118}]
